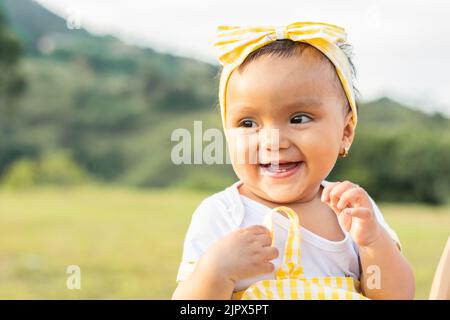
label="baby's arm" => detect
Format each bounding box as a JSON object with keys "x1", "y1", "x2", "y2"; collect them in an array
[
  {"x1": 321, "y1": 181, "x2": 415, "y2": 299},
  {"x1": 172, "y1": 252, "x2": 235, "y2": 299},
  {"x1": 358, "y1": 227, "x2": 415, "y2": 299},
  {"x1": 172, "y1": 225, "x2": 278, "y2": 300}
]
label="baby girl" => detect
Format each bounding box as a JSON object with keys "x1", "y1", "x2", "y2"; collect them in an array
[{"x1": 172, "y1": 22, "x2": 415, "y2": 300}]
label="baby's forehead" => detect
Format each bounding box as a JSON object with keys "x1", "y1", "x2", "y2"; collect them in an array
[
  {"x1": 236, "y1": 43, "x2": 337, "y2": 77},
  {"x1": 228, "y1": 48, "x2": 343, "y2": 102}
]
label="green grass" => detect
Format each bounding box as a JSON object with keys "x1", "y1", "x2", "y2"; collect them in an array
[
  {"x1": 0, "y1": 187, "x2": 448, "y2": 299},
  {"x1": 380, "y1": 204, "x2": 450, "y2": 299}
]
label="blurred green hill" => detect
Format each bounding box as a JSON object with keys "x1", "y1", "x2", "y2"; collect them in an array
[
  {"x1": 3, "y1": 0, "x2": 89, "y2": 53},
  {"x1": 0, "y1": 0, "x2": 449, "y2": 204}
]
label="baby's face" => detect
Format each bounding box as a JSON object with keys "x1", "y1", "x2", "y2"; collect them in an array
[{"x1": 225, "y1": 46, "x2": 354, "y2": 203}]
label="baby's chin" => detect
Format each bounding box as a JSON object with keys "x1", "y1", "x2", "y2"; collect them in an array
[{"x1": 259, "y1": 184, "x2": 307, "y2": 204}]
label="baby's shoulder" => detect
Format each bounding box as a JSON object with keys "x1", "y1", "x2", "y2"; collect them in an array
[
  {"x1": 192, "y1": 182, "x2": 244, "y2": 229},
  {"x1": 196, "y1": 187, "x2": 235, "y2": 214}
]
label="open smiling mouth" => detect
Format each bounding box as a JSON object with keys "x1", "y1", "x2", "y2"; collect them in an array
[{"x1": 259, "y1": 161, "x2": 304, "y2": 178}]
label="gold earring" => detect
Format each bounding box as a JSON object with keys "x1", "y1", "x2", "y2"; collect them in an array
[{"x1": 340, "y1": 146, "x2": 349, "y2": 158}]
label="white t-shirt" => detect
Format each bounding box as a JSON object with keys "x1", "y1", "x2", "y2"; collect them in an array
[{"x1": 176, "y1": 180, "x2": 401, "y2": 292}]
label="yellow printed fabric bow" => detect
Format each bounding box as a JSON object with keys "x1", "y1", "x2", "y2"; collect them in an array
[{"x1": 213, "y1": 21, "x2": 358, "y2": 129}]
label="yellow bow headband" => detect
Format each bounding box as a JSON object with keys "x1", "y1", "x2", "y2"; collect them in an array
[{"x1": 213, "y1": 21, "x2": 358, "y2": 129}]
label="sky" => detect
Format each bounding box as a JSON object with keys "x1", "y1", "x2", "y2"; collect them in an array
[{"x1": 36, "y1": 0, "x2": 450, "y2": 116}]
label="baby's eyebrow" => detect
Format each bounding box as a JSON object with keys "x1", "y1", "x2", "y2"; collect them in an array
[
  {"x1": 230, "y1": 97, "x2": 323, "y2": 110},
  {"x1": 282, "y1": 97, "x2": 324, "y2": 109}
]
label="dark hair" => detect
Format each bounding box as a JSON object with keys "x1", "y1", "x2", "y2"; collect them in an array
[{"x1": 217, "y1": 39, "x2": 360, "y2": 115}]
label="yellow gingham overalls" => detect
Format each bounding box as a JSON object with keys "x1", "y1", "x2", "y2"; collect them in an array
[{"x1": 232, "y1": 206, "x2": 368, "y2": 300}]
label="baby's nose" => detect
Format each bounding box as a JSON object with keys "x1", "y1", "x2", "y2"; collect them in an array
[{"x1": 259, "y1": 127, "x2": 290, "y2": 150}]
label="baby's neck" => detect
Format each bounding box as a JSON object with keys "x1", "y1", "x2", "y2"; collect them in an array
[{"x1": 238, "y1": 183, "x2": 323, "y2": 211}]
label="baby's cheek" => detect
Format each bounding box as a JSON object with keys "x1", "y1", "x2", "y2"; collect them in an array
[
  {"x1": 227, "y1": 132, "x2": 259, "y2": 166},
  {"x1": 227, "y1": 133, "x2": 263, "y2": 186},
  {"x1": 300, "y1": 131, "x2": 339, "y2": 166}
]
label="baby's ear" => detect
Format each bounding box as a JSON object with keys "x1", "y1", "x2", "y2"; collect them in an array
[{"x1": 342, "y1": 111, "x2": 356, "y2": 146}]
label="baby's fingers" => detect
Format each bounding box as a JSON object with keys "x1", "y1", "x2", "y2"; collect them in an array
[
  {"x1": 336, "y1": 187, "x2": 365, "y2": 210},
  {"x1": 336, "y1": 187, "x2": 372, "y2": 211},
  {"x1": 261, "y1": 262, "x2": 275, "y2": 274},
  {"x1": 253, "y1": 233, "x2": 273, "y2": 247},
  {"x1": 321, "y1": 181, "x2": 340, "y2": 203},
  {"x1": 327, "y1": 181, "x2": 357, "y2": 208},
  {"x1": 245, "y1": 225, "x2": 271, "y2": 236},
  {"x1": 342, "y1": 207, "x2": 372, "y2": 219},
  {"x1": 338, "y1": 209, "x2": 353, "y2": 232},
  {"x1": 262, "y1": 246, "x2": 279, "y2": 261}
]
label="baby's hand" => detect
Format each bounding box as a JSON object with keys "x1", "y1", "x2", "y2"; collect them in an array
[
  {"x1": 321, "y1": 181, "x2": 382, "y2": 247},
  {"x1": 204, "y1": 225, "x2": 279, "y2": 283}
]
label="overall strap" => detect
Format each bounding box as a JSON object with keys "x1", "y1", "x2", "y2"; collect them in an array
[{"x1": 263, "y1": 206, "x2": 304, "y2": 279}]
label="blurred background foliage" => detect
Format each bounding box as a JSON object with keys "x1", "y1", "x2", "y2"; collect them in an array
[{"x1": 0, "y1": 0, "x2": 448, "y2": 204}]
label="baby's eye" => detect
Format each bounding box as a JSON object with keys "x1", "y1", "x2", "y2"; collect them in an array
[
  {"x1": 238, "y1": 119, "x2": 258, "y2": 128},
  {"x1": 290, "y1": 114, "x2": 312, "y2": 124}
]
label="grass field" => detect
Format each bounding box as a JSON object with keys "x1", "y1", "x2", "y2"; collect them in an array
[{"x1": 0, "y1": 186, "x2": 449, "y2": 299}]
